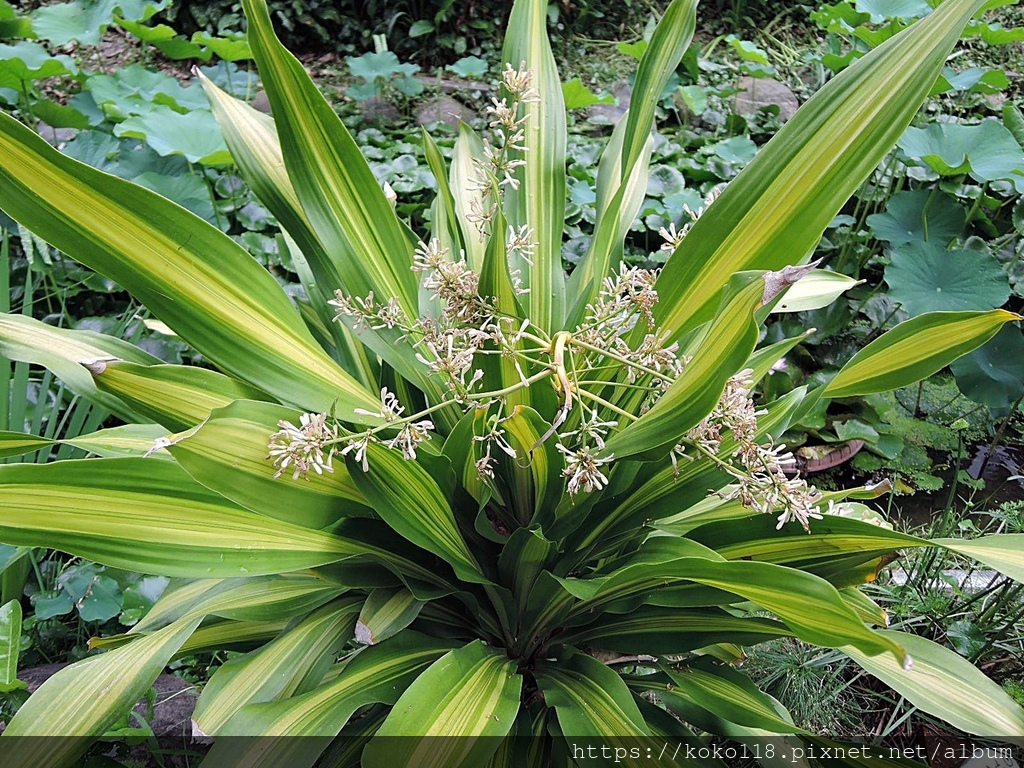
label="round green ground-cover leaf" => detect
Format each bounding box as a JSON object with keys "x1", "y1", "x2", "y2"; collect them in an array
[
  {"x1": 884, "y1": 241, "x2": 1010, "y2": 315},
  {"x1": 857, "y1": 0, "x2": 932, "y2": 22},
  {"x1": 114, "y1": 106, "x2": 232, "y2": 165},
  {"x1": 950, "y1": 324, "x2": 1024, "y2": 413},
  {"x1": 866, "y1": 189, "x2": 966, "y2": 246},
  {"x1": 86, "y1": 65, "x2": 210, "y2": 119},
  {"x1": 898, "y1": 119, "x2": 1024, "y2": 191},
  {"x1": 0, "y1": 42, "x2": 77, "y2": 90}
]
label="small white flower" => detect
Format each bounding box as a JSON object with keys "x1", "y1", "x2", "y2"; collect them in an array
[
  {"x1": 557, "y1": 443, "x2": 613, "y2": 496},
  {"x1": 354, "y1": 388, "x2": 406, "y2": 423},
  {"x1": 340, "y1": 431, "x2": 375, "y2": 473},
  {"x1": 267, "y1": 412, "x2": 339, "y2": 480},
  {"x1": 387, "y1": 419, "x2": 434, "y2": 460}
]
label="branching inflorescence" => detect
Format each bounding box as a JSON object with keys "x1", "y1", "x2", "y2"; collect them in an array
[{"x1": 267, "y1": 66, "x2": 824, "y2": 531}]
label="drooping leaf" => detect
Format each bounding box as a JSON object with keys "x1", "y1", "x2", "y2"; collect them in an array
[
  {"x1": 192, "y1": 597, "x2": 362, "y2": 734},
  {"x1": 0, "y1": 110, "x2": 380, "y2": 418},
  {"x1": 168, "y1": 399, "x2": 369, "y2": 529},
  {"x1": 536, "y1": 651, "x2": 651, "y2": 742},
  {"x1": 0, "y1": 312, "x2": 159, "y2": 421},
  {"x1": 89, "y1": 360, "x2": 271, "y2": 432},
  {"x1": 0, "y1": 615, "x2": 200, "y2": 767},
  {"x1": 824, "y1": 310, "x2": 1017, "y2": 398},
  {"x1": 0, "y1": 459, "x2": 366, "y2": 577},
  {"x1": 843, "y1": 630, "x2": 1024, "y2": 740}
]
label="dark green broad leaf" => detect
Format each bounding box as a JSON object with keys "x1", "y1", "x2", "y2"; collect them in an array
[
  {"x1": 897, "y1": 119, "x2": 1024, "y2": 191},
  {"x1": 950, "y1": 324, "x2": 1024, "y2": 414},
  {"x1": 132, "y1": 172, "x2": 216, "y2": 222},
  {"x1": 866, "y1": 189, "x2": 966, "y2": 246},
  {"x1": 114, "y1": 18, "x2": 208, "y2": 62},
  {"x1": 561, "y1": 79, "x2": 614, "y2": 109},
  {"x1": 192, "y1": 31, "x2": 253, "y2": 61},
  {"x1": 884, "y1": 241, "x2": 1010, "y2": 315}
]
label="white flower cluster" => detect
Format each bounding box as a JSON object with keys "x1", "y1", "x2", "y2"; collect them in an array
[
  {"x1": 688, "y1": 370, "x2": 822, "y2": 532},
  {"x1": 658, "y1": 184, "x2": 725, "y2": 253},
  {"x1": 267, "y1": 412, "x2": 339, "y2": 480},
  {"x1": 467, "y1": 62, "x2": 540, "y2": 238}
]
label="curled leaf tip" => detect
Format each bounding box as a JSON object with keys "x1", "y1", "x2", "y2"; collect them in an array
[
  {"x1": 80, "y1": 357, "x2": 118, "y2": 375},
  {"x1": 762, "y1": 259, "x2": 822, "y2": 305}
]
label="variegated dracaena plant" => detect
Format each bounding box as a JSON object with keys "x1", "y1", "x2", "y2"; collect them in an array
[{"x1": 0, "y1": 0, "x2": 1022, "y2": 765}]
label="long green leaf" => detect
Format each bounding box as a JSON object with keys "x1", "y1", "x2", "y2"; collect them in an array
[
  {"x1": 567, "y1": 0, "x2": 696, "y2": 313},
  {"x1": 843, "y1": 630, "x2": 1024, "y2": 742},
  {"x1": 200, "y1": 633, "x2": 454, "y2": 768},
  {"x1": 199, "y1": 73, "x2": 380, "y2": 389},
  {"x1": 603, "y1": 273, "x2": 764, "y2": 459},
  {"x1": 657, "y1": 659, "x2": 798, "y2": 734},
  {"x1": 0, "y1": 312, "x2": 158, "y2": 421},
  {"x1": 356, "y1": 587, "x2": 426, "y2": 646},
  {"x1": 501, "y1": 0, "x2": 566, "y2": 332},
  {"x1": 0, "y1": 599, "x2": 22, "y2": 692},
  {"x1": 89, "y1": 360, "x2": 270, "y2": 432},
  {"x1": 193, "y1": 597, "x2": 362, "y2": 734},
  {"x1": 363, "y1": 640, "x2": 521, "y2": 768},
  {"x1": 241, "y1": 0, "x2": 417, "y2": 316},
  {"x1": 0, "y1": 430, "x2": 56, "y2": 459},
  {"x1": 570, "y1": 557, "x2": 907, "y2": 662},
  {"x1": 129, "y1": 577, "x2": 341, "y2": 645},
  {"x1": 654, "y1": 0, "x2": 989, "y2": 338},
  {"x1": 0, "y1": 615, "x2": 201, "y2": 766},
  {"x1": 0, "y1": 459, "x2": 365, "y2": 577},
  {"x1": 350, "y1": 445, "x2": 486, "y2": 584},
  {"x1": 934, "y1": 534, "x2": 1024, "y2": 584},
  {"x1": 824, "y1": 310, "x2": 1017, "y2": 398},
  {"x1": 0, "y1": 112, "x2": 378, "y2": 417},
  {"x1": 536, "y1": 652, "x2": 651, "y2": 744},
  {"x1": 169, "y1": 399, "x2": 369, "y2": 528},
  {"x1": 559, "y1": 606, "x2": 792, "y2": 654}
]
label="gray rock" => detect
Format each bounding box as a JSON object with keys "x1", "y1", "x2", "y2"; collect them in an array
[
  {"x1": 731, "y1": 76, "x2": 799, "y2": 121},
  {"x1": 416, "y1": 95, "x2": 475, "y2": 128},
  {"x1": 585, "y1": 81, "x2": 631, "y2": 125},
  {"x1": 250, "y1": 89, "x2": 271, "y2": 114},
  {"x1": 36, "y1": 121, "x2": 78, "y2": 147},
  {"x1": 360, "y1": 94, "x2": 401, "y2": 124}
]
